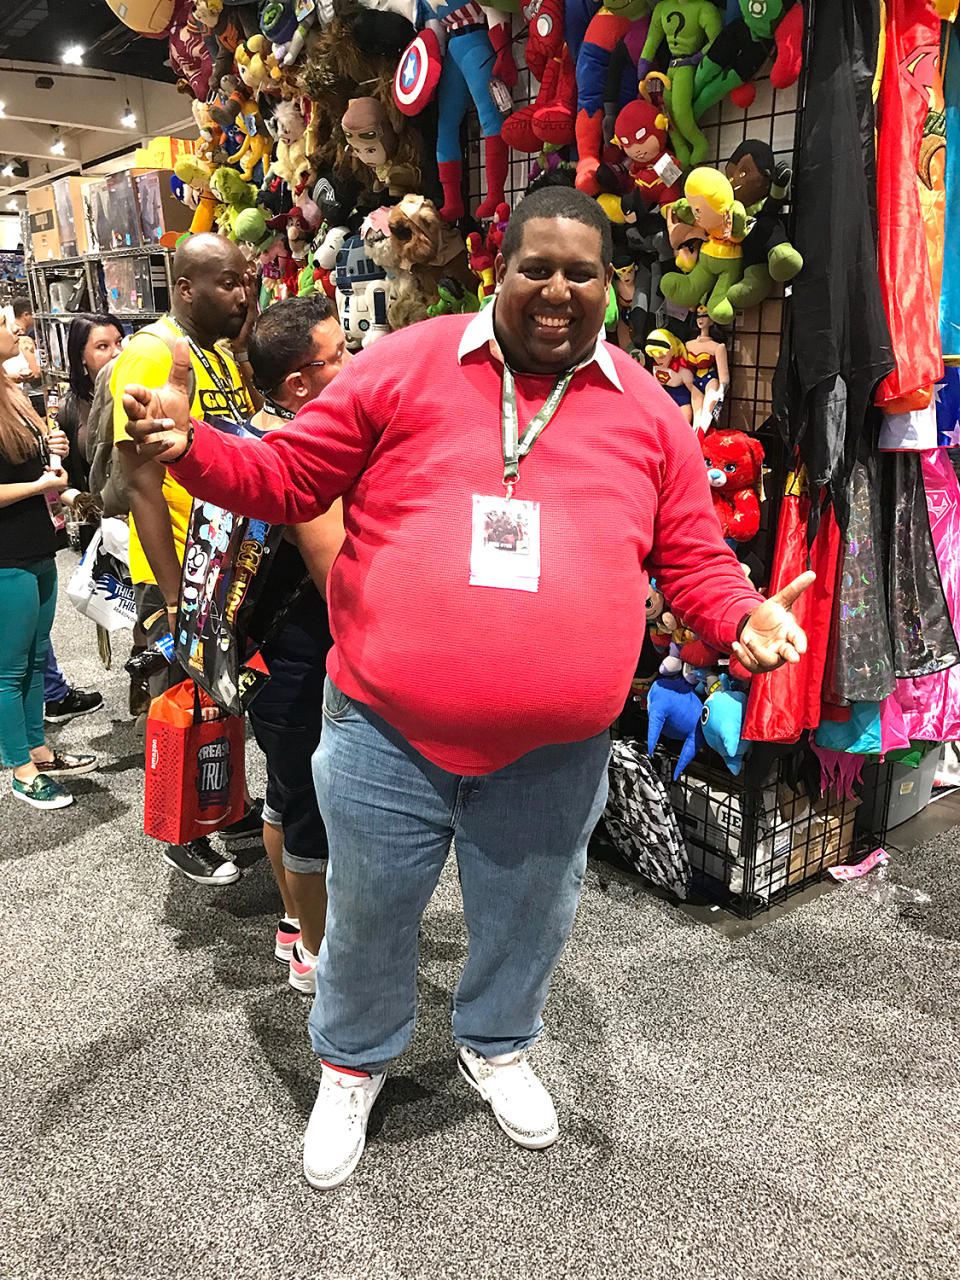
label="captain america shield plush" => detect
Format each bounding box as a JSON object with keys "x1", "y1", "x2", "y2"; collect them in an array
[{"x1": 393, "y1": 30, "x2": 443, "y2": 115}]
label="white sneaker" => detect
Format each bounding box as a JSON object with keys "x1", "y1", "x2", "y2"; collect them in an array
[
  {"x1": 457, "y1": 1046, "x2": 559, "y2": 1149},
  {"x1": 288, "y1": 941, "x2": 317, "y2": 995},
  {"x1": 302, "y1": 1063, "x2": 386, "y2": 1189}
]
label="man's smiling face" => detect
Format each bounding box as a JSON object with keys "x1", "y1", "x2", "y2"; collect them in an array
[{"x1": 493, "y1": 217, "x2": 613, "y2": 376}]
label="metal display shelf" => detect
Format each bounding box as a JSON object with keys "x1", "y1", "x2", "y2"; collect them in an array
[{"x1": 27, "y1": 244, "x2": 175, "y2": 405}]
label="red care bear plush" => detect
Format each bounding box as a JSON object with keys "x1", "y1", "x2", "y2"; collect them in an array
[{"x1": 700, "y1": 428, "x2": 764, "y2": 542}]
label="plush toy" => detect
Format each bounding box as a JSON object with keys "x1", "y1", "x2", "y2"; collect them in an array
[
  {"x1": 700, "y1": 675, "x2": 749, "y2": 775},
  {"x1": 384, "y1": 194, "x2": 474, "y2": 307},
  {"x1": 341, "y1": 97, "x2": 421, "y2": 198},
  {"x1": 426, "y1": 277, "x2": 480, "y2": 316},
  {"x1": 209, "y1": 164, "x2": 257, "y2": 237},
  {"x1": 234, "y1": 205, "x2": 278, "y2": 255},
  {"x1": 660, "y1": 168, "x2": 747, "y2": 325},
  {"x1": 501, "y1": 0, "x2": 577, "y2": 152},
  {"x1": 393, "y1": 0, "x2": 516, "y2": 221},
  {"x1": 260, "y1": 0, "x2": 317, "y2": 68},
  {"x1": 645, "y1": 329, "x2": 701, "y2": 426},
  {"x1": 685, "y1": 306, "x2": 729, "y2": 431},
  {"x1": 173, "y1": 154, "x2": 220, "y2": 233},
  {"x1": 266, "y1": 97, "x2": 309, "y2": 195},
  {"x1": 573, "y1": 2, "x2": 649, "y2": 195},
  {"x1": 235, "y1": 33, "x2": 283, "y2": 96},
  {"x1": 334, "y1": 233, "x2": 391, "y2": 348},
  {"x1": 693, "y1": 0, "x2": 802, "y2": 119},
  {"x1": 602, "y1": 98, "x2": 682, "y2": 211},
  {"x1": 194, "y1": 0, "x2": 257, "y2": 84},
  {"x1": 466, "y1": 232, "x2": 496, "y2": 301},
  {"x1": 647, "y1": 675, "x2": 705, "y2": 778},
  {"x1": 700, "y1": 427, "x2": 764, "y2": 542},
  {"x1": 635, "y1": 0, "x2": 723, "y2": 169},
  {"x1": 168, "y1": 6, "x2": 214, "y2": 99},
  {"x1": 723, "y1": 140, "x2": 803, "y2": 311}
]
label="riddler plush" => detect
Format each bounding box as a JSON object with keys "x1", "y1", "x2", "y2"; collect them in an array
[
  {"x1": 635, "y1": 0, "x2": 722, "y2": 168},
  {"x1": 660, "y1": 167, "x2": 747, "y2": 324}
]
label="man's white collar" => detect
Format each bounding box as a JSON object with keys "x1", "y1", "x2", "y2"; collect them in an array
[{"x1": 456, "y1": 303, "x2": 624, "y2": 392}]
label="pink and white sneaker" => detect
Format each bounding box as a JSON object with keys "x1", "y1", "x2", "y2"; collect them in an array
[
  {"x1": 275, "y1": 918, "x2": 301, "y2": 963},
  {"x1": 289, "y1": 941, "x2": 318, "y2": 995}
]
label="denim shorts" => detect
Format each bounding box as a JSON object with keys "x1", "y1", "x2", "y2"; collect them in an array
[{"x1": 248, "y1": 708, "x2": 328, "y2": 873}]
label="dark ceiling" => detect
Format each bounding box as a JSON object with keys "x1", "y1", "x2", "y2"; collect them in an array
[{"x1": 0, "y1": 0, "x2": 174, "y2": 82}]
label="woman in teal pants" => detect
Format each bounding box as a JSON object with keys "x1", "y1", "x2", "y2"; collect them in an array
[{"x1": 0, "y1": 312, "x2": 96, "y2": 809}]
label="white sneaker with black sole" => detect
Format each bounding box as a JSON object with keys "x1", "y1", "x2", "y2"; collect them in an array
[
  {"x1": 303, "y1": 1063, "x2": 386, "y2": 1190},
  {"x1": 163, "y1": 836, "x2": 240, "y2": 885},
  {"x1": 457, "y1": 1046, "x2": 559, "y2": 1149}
]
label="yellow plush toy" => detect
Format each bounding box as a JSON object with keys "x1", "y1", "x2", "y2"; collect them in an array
[{"x1": 660, "y1": 168, "x2": 748, "y2": 325}]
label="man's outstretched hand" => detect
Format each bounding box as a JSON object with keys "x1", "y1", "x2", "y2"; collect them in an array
[
  {"x1": 732, "y1": 570, "x2": 815, "y2": 674},
  {"x1": 121, "y1": 336, "x2": 193, "y2": 465}
]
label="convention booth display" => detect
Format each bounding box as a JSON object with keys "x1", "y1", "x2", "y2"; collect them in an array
[{"x1": 20, "y1": 0, "x2": 960, "y2": 916}]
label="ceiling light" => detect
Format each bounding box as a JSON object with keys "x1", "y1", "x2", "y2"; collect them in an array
[
  {"x1": 62, "y1": 44, "x2": 84, "y2": 65},
  {"x1": 50, "y1": 129, "x2": 65, "y2": 156},
  {"x1": 121, "y1": 101, "x2": 137, "y2": 128},
  {"x1": 6, "y1": 200, "x2": 19, "y2": 211},
  {"x1": 1, "y1": 164, "x2": 13, "y2": 178},
  {"x1": 0, "y1": 103, "x2": 5, "y2": 116}
]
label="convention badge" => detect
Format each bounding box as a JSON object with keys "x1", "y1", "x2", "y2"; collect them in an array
[
  {"x1": 470, "y1": 494, "x2": 541, "y2": 593},
  {"x1": 654, "y1": 152, "x2": 682, "y2": 188}
]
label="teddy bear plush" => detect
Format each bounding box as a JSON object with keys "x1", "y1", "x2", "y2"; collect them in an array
[{"x1": 700, "y1": 427, "x2": 764, "y2": 542}]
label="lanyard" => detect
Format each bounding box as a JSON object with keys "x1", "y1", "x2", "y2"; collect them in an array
[
  {"x1": 263, "y1": 397, "x2": 295, "y2": 421},
  {"x1": 168, "y1": 319, "x2": 247, "y2": 425},
  {"x1": 500, "y1": 364, "x2": 574, "y2": 498}
]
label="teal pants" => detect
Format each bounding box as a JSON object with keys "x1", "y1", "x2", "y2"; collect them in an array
[{"x1": 0, "y1": 558, "x2": 57, "y2": 768}]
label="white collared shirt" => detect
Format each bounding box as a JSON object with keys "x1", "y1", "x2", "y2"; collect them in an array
[{"x1": 456, "y1": 302, "x2": 624, "y2": 393}]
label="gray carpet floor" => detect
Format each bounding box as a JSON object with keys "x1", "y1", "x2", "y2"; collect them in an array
[{"x1": 1, "y1": 551, "x2": 959, "y2": 1280}]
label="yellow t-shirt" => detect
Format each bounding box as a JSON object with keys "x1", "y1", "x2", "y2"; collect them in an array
[{"x1": 111, "y1": 316, "x2": 252, "y2": 585}]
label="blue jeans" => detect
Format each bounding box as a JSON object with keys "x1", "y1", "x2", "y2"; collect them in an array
[
  {"x1": 43, "y1": 641, "x2": 70, "y2": 703},
  {"x1": 308, "y1": 677, "x2": 611, "y2": 1075}
]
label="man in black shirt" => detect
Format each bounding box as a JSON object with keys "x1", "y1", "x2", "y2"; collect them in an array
[{"x1": 245, "y1": 295, "x2": 348, "y2": 993}]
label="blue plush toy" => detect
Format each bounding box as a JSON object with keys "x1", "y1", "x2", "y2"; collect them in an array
[
  {"x1": 700, "y1": 675, "x2": 749, "y2": 775},
  {"x1": 647, "y1": 675, "x2": 705, "y2": 779}
]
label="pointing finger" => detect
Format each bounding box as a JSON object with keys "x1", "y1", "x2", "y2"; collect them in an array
[{"x1": 772, "y1": 570, "x2": 816, "y2": 610}]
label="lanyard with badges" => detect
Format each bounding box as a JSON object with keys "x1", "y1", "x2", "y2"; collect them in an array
[
  {"x1": 471, "y1": 362, "x2": 575, "y2": 593},
  {"x1": 500, "y1": 363, "x2": 575, "y2": 499},
  {"x1": 168, "y1": 319, "x2": 248, "y2": 426}
]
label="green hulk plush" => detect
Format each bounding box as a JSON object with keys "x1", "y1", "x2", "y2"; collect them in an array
[{"x1": 635, "y1": 0, "x2": 723, "y2": 168}]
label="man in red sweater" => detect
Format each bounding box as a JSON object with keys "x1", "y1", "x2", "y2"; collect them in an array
[{"x1": 122, "y1": 186, "x2": 811, "y2": 1190}]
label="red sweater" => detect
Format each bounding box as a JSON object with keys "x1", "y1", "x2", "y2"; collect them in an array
[{"x1": 170, "y1": 314, "x2": 762, "y2": 774}]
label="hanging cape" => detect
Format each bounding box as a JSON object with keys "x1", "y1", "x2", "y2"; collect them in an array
[
  {"x1": 895, "y1": 449, "x2": 960, "y2": 737},
  {"x1": 940, "y1": 23, "x2": 960, "y2": 359},
  {"x1": 873, "y1": 0, "x2": 944, "y2": 405},
  {"x1": 768, "y1": 0, "x2": 894, "y2": 523},
  {"x1": 741, "y1": 467, "x2": 842, "y2": 744}
]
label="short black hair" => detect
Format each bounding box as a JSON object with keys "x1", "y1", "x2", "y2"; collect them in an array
[
  {"x1": 248, "y1": 294, "x2": 336, "y2": 393},
  {"x1": 501, "y1": 186, "x2": 613, "y2": 268},
  {"x1": 727, "y1": 139, "x2": 775, "y2": 178},
  {"x1": 12, "y1": 296, "x2": 31, "y2": 318}
]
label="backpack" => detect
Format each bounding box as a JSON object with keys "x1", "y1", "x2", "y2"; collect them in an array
[{"x1": 85, "y1": 323, "x2": 197, "y2": 518}]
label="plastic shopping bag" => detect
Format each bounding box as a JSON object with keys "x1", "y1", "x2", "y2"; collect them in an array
[
  {"x1": 144, "y1": 679, "x2": 245, "y2": 845},
  {"x1": 66, "y1": 526, "x2": 137, "y2": 632}
]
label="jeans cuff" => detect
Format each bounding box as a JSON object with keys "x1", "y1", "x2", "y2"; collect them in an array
[
  {"x1": 262, "y1": 801, "x2": 283, "y2": 829},
  {"x1": 282, "y1": 847, "x2": 329, "y2": 875}
]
